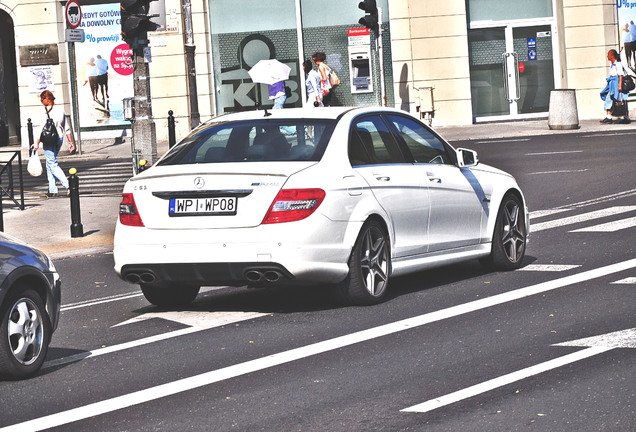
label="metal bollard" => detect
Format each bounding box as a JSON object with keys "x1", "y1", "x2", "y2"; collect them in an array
[
  {"x1": 68, "y1": 168, "x2": 84, "y2": 238},
  {"x1": 27, "y1": 118, "x2": 34, "y2": 147},
  {"x1": 168, "y1": 110, "x2": 176, "y2": 148}
]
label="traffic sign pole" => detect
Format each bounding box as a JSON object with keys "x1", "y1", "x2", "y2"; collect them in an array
[{"x1": 65, "y1": 0, "x2": 83, "y2": 155}]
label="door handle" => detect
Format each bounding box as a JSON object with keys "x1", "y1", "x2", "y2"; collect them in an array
[
  {"x1": 375, "y1": 176, "x2": 390, "y2": 182},
  {"x1": 426, "y1": 172, "x2": 441, "y2": 184}
]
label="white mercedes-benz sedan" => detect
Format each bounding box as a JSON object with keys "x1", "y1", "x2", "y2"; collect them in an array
[{"x1": 114, "y1": 107, "x2": 528, "y2": 307}]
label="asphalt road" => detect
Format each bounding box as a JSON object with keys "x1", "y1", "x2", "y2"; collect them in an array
[{"x1": 1, "y1": 131, "x2": 634, "y2": 431}]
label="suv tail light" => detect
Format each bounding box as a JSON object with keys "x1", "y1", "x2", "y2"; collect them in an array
[
  {"x1": 262, "y1": 188, "x2": 325, "y2": 224},
  {"x1": 119, "y1": 193, "x2": 145, "y2": 227}
]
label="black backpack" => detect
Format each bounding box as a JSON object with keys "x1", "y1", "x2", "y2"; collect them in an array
[
  {"x1": 40, "y1": 108, "x2": 59, "y2": 150},
  {"x1": 622, "y1": 74, "x2": 635, "y2": 93}
]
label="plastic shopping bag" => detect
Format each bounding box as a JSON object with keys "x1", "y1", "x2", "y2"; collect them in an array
[{"x1": 27, "y1": 149, "x2": 43, "y2": 177}]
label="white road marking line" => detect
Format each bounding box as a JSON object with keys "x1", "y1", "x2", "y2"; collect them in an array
[
  {"x1": 570, "y1": 216, "x2": 636, "y2": 232},
  {"x1": 62, "y1": 293, "x2": 143, "y2": 311},
  {"x1": 580, "y1": 132, "x2": 636, "y2": 138},
  {"x1": 525, "y1": 150, "x2": 584, "y2": 156},
  {"x1": 528, "y1": 169, "x2": 589, "y2": 175},
  {"x1": 43, "y1": 311, "x2": 266, "y2": 370},
  {"x1": 5, "y1": 258, "x2": 636, "y2": 432},
  {"x1": 61, "y1": 286, "x2": 228, "y2": 311},
  {"x1": 611, "y1": 277, "x2": 636, "y2": 284},
  {"x1": 475, "y1": 138, "x2": 531, "y2": 144},
  {"x1": 529, "y1": 208, "x2": 572, "y2": 219},
  {"x1": 403, "y1": 329, "x2": 636, "y2": 414},
  {"x1": 518, "y1": 264, "x2": 580, "y2": 272},
  {"x1": 401, "y1": 347, "x2": 611, "y2": 414},
  {"x1": 542, "y1": 188, "x2": 636, "y2": 213},
  {"x1": 531, "y1": 206, "x2": 636, "y2": 232}
]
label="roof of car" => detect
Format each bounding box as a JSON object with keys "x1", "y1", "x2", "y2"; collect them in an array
[{"x1": 204, "y1": 106, "x2": 403, "y2": 123}]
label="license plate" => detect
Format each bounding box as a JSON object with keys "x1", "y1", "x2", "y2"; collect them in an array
[{"x1": 169, "y1": 197, "x2": 238, "y2": 216}]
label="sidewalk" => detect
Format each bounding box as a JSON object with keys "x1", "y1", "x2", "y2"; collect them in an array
[{"x1": 2, "y1": 117, "x2": 633, "y2": 259}]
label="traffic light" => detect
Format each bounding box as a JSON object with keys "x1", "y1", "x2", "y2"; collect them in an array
[
  {"x1": 120, "y1": 0, "x2": 159, "y2": 50},
  {"x1": 358, "y1": 0, "x2": 379, "y2": 33}
]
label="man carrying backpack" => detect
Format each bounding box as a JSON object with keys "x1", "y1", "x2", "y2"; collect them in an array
[{"x1": 31, "y1": 90, "x2": 75, "y2": 197}]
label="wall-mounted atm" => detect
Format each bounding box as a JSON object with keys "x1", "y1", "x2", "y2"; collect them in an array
[{"x1": 348, "y1": 45, "x2": 373, "y2": 94}]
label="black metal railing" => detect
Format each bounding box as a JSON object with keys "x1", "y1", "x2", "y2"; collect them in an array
[{"x1": 0, "y1": 150, "x2": 25, "y2": 210}]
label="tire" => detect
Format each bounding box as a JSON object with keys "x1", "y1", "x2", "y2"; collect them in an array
[
  {"x1": 0, "y1": 288, "x2": 51, "y2": 379},
  {"x1": 484, "y1": 193, "x2": 527, "y2": 270},
  {"x1": 140, "y1": 284, "x2": 200, "y2": 308},
  {"x1": 335, "y1": 220, "x2": 391, "y2": 305}
]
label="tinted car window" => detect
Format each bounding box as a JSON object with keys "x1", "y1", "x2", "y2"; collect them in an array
[
  {"x1": 158, "y1": 119, "x2": 336, "y2": 165},
  {"x1": 349, "y1": 115, "x2": 407, "y2": 166},
  {"x1": 387, "y1": 115, "x2": 452, "y2": 164}
]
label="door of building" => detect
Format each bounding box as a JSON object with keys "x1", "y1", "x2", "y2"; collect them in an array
[{"x1": 468, "y1": 23, "x2": 556, "y2": 121}]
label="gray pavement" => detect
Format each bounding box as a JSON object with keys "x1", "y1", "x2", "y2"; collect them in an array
[{"x1": 1, "y1": 117, "x2": 633, "y2": 259}]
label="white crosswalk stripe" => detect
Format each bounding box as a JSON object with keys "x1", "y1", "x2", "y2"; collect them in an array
[
  {"x1": 570, "y1": 216, "x2": 636, "y2": 233},
  {"x1": 518, "y1": 264, "x2": 581, "y2": 272},
  {"x1": 531, "y1": 206, "x2": 636, "y2": 232}
]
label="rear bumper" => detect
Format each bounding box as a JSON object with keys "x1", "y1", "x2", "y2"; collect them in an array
[{"x1": 113, "y1": 219, "x2": 358, "y2": 286}]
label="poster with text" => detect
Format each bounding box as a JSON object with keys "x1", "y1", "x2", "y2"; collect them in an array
[
  {"x1": 617, "y1": 0, "x2": 636, "y2": 71},
  {"x1": 74, "y1": 3, "x2": 133, "y2": 127}
]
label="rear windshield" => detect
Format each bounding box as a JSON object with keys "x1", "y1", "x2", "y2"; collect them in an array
[{"x1": 157, "y1": 119, "x2": 337, "y2": 165}]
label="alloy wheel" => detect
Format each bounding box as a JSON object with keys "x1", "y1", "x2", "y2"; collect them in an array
[{"x1": 8, "y1": 297, "x2": 44, "y2": 366}]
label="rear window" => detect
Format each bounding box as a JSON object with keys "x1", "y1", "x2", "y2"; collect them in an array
[{"x1": 157, "y1": 119, "x2": 336, "y2": 166}]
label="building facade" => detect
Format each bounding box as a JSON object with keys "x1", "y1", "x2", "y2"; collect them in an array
[{"x1": 0, "y1": 0, "x2": 623, "y2": 149}]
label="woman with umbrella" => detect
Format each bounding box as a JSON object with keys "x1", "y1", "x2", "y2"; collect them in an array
[{"x1": 248, "y1": 59, "x2": 291, "y2": 109}]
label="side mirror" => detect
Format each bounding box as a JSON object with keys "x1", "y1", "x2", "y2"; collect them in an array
[{"x1": 456, "y1": 148, "x2": 478, "y2": 168}]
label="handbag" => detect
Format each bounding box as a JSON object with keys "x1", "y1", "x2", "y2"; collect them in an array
[
  {"x1": 27, "y1": 148, "x2": 43, "y2": 177},
  {"x1": 329, "y1": 69, "x2": 341, "y2": 88},
  {"x1": 611, "y1": 98, "x2": 628, "y2": 117},
  {"x1": 40, "y1": 108, "x2": 59, "y2": 150},
  {"x1": 622, "y1": 74, "x2": 635, "y2": 93}
]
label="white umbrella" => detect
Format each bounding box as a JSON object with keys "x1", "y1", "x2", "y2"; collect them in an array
[{"x1": 248, "y1": 59, "x2": 291, "y2": 85}]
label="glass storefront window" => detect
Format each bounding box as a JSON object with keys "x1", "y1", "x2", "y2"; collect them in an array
[
  {"x1": 209, "y1": 0, "x2": 300, "y2": 114},
  {"x1": 467, "y1": 0, "x2": 553, "y2": 23},
  {"x1": 209, "y1": 0, "x2": 393, "y2": 114}
]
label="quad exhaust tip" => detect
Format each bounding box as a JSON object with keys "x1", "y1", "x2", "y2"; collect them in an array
[
  {"x1": 245, "y1": 269, "x2": 283, "y2": 283},
  {"x1": 124, "y1": 271, "x2": 157, "y2": 284}
]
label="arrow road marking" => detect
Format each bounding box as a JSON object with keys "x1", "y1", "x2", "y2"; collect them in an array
[
  {"x1": 555, "y1": 328, "x2": 636, "y2": 349},
  {"x1": 43, "y1": 310, "x2": 267, "y2": 370},
  {"x1": 402, "y1": 328, "x2": 636, "y2": 414},
  {"x1": 402, "y1": 347, "x2": 610, "y2": 414},
  {"x1": 611, "y1": 277, "x2": 636, "y2": 284},
  {"x1": 4, "y1": 258, "x2": 636, "y2": 431}
]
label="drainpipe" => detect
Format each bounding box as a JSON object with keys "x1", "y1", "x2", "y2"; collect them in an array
[{"x1": 182, "y1": 0, "x2": 200, "y2": 127}]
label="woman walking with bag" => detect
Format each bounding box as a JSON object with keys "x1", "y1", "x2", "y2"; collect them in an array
[
  {"x1": 313, "y1": 52, "x2": 334, "y2": 106},
  {"x1": 600, "y1": 49, "x2": 631, "y2": 124},
  {"x1": 31, "y1": 90, "x2": 74, "y2": 197}
]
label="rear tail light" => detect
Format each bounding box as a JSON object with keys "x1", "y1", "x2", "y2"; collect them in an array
[
  {"x1": 262, "y1": 188, "x2": 325, "y2": 224},
  {"x1": 119, "y1": 193, "x2": 145, "y2": 227}
]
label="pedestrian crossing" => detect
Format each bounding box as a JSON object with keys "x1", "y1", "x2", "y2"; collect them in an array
[
  {"x1": 524, "y1": 202, "x2": 636, "y2": 279},
  {"x1": 531, "y1": 205, "x2": 636, "y2": 233},
  {"x1": 18, "y1": 158, "x2": 133, "y2": 198}
]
